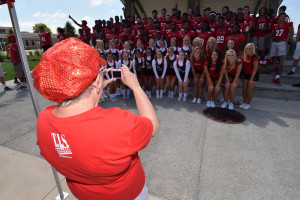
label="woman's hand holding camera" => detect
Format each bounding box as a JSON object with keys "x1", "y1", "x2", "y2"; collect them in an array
[{"x1": 121, "y1": 64, "x2": 140, "y2": 91}]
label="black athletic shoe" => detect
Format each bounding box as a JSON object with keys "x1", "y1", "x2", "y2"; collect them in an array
[
  {"x1": 19, "y1": 86, "x2": 27, "y2": 90},
  {"x1": 287, "y1": 71, "x2": 295, "y2": 75},
  {"x1": 14, "y1": 80, "x2": 21, "y2": 85},
  {"x1": 4, "y1": 86, "x2": 12, "y2": 91}
]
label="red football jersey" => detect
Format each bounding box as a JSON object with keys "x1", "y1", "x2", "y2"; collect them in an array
[
  {"x1": 103, "y1": 27, "x2": 113, "y2": 35},
  {"x1": 253, "y1": 16, "x2": 268, "y2": 37},
  {"x1": 193, "y1": 22, "x2": 202, "y2": 32},
  {"x1": 272, "y1": 22, "x2": 293, "y2": 41},
  {"x1": 39, "y1": 32, "x2": 52, "y2": 46},
  {"x1": 197, "y1": 31, "x2": 214, "y2": 49},
  {"x1": 178, "y1": 30, "x2": 196, "y2": 41},
  {"x1": 121, "y1": 32, "x2": 134, "y2": 42},
  {"x1": 144, "y1": 24, "x2": 155, "y2": 33},
  {"x1": 165, "y1": 31, "x2": 179, "y2": 45},
  {"x1": 209, "y1": 22, "x2": 219, "y2": 32},
  {"x1": 106, "y1": 34, "x2": 122, "y2": 43},
  {"x1": 244, "y1": 15, "x2": 254, "y2": 25},
  {"x1": 225, "y1": 34, "x2": 246, "y2": 49},
  {"x1": 215, "y1": 28, "x2": 228, "y2": 50},
  {"x1": 188, "y1": 16, "x2": 196, "y2": 25},
  {"x1": 57, "y1": 33, "x2": 68, "y2": 42},
  {"x1": 158, "y1": 17, "x2": 166, "y2": 25},
  {"x1": 175, "y1": 18, "x2": 183, "y2": 24},
  {"x1": 162, "y1": 23, "x2": 172, "y2": 33}
]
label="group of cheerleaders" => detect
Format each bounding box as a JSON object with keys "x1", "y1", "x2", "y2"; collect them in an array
[{"x1": 96, "y1": 35, "x2": 259, "y2": 110}]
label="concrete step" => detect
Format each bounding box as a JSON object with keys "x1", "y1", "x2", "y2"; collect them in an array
[
  {"x1": 236, "y1": 82, "x2": 300, "y2": 101},
  {"x1": 259, "y1": 73, "x2": 300, "y2": 85}
]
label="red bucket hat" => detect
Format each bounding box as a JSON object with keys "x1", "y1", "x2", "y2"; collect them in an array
[{"x1": 32, "y1": 37, "x2": 106, "y2": 103}]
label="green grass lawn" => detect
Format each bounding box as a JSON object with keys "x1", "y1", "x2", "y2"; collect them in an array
[{"x1": 1, "y1": 61, "x2": 40, "y2": 81}]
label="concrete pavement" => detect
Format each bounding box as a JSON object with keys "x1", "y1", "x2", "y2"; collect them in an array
[{"x1": 0, "y1": 80, "x2": 300, "y2": 200}]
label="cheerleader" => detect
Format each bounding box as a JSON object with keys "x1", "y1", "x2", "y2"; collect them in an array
[
  {"x1": 152, "y1": 50, "x2": 167, "y2": 98},
  {"x1": 132, "y1": 49, "x2": 144, "y2": 87},
  {"x1": 120, "y1": 41, "x2": 133, "y2": 58},
  {"x1": 143, "y1": 48, "x2": 154, "y2": 98},
  {"x1": 182, "y1": 36, "x2": 193, "y2": 59},
  {"x1": 170, "y1": 38, "x2": 181, "y2": 55},
  {"x1": 192, "y1": 37, "x2": 203, "y2": 49},
  {"x1": 95, "y1": 39, "x2": 106, "y2": 59},
  {"x1": 204, "y1": 49, "x2": 225, "y2": 107},
  {"x1": 133, "y1": 40, "x2": 144, "y2": 57},
  {"x1": 106, "y1": 40, "x2": 121, "y2": 61},
  {"x1": 173, "y1": 51, "x2": 191, "y2": 101},
  {"x1": 158, "y1": 40, "x2": 168, "y2": 57},
  {"x1": 165, "y1": 47, "x2": 178, "y2": 98},
  {"x1": 205, "y1": 37, "x2": 218, "y2": 61},
  {"x1": 223, "y1": 38, "x2": 242, "y2": 59},
  {"x1": 190, "y1": 47, "x2": 205, "y2": 103},
  {"x1": 148, "y1": 38, "x2": 156, "y2": 54},
  {"x1": 105, "y1": 52, "x2": 118, "y2": 102},
  {"x1": 117, "y1": 51, "x2": 132, "y2": 99},
  {"x1": 240, "y1": 43, "x2": 259, "y2": 110},
  {"x1": 222, "y1": 49, "x2": 243, "y2": 109}
]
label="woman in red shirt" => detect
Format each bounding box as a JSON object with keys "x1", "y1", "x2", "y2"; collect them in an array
[
  {"x1": 204, "y1": 49, "x2": 225, "y2": 107},
  {"x1": 33, "y1": 38, "x2": 159, "y2": 200},
  {"x1": 222, "y1": 50, "x2": 243, "y2": 110},
  {"x1": 190, "y1": 47, "x2": 205, "y2": 104},
  {"x1": 240, "y1": 43, "x2": 259, "y2": 110}
]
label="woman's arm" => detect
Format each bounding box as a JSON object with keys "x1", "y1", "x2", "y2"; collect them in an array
[
  {"x1": 233, "y1": 62, "x2": 243, "y2": 83},
  {"x1": 250, "y1": 60, "x2": 258, "y2": 81},
  {"x1": 161, "y1": 58, "x2": 168, "y2": 79},
  {"x1": 152, "y1": 60, "x2": 159, "y2": 79},
  {"x1": 204, "y1": 64, "x2": 212, "y2": 86},
  {"x1": 121, "y1": 65, "x2": 160, "y2": 136},
  {"x1": 184, "y1": 61, "x2": 191, "y2": 82},
  {"x1": 216, "y1": 64, "x2": 225, "y2": 86},
  {"x1": 173, "y1": 62, "x2": 182, "y2": 82}
]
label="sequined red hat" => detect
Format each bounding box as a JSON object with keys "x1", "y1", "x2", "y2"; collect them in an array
[
  {"x1": 6, "y1": 34, "x2": 15, "y2": 40},
  {"x1": 32, "y1": 37, "x2": 106, "y2": 103}
]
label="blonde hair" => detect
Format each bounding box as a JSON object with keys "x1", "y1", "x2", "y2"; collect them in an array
[
  {"x1": 190, "y1": 47, "x2": 203, "y2": 68},
  {"x1": 95, "y1": 39, "x2": 104, "y2": 50},
  {"x1": 183, "y1": 35, "x2": 192, "y2": 53},
  {"x1": 224, "y1": 49, "x2": 238, "y2": 68},
  {"x1": 206, "y1": 37, "x2": 217, "y2": 53},
  {"x1": 243, "y1": 43, "x2": 256, "y2": 61},
  {"x1": 192, "y1": 37, "x2": 203, "y2": 49}
]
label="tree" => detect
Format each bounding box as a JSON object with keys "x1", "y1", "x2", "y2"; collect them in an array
[
  {"x1": 8, "y1": 28, "x2": 14, "y2": 34},
  {"x1": 32, "y1": 23, "x2": 52, "y2": 34},
  {"x1": 65, "y1": 21, "x2": 77, "y2": 37}
]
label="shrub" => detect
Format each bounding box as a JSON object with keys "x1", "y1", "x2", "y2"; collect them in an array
[
  {"x1": 34, "y1": 50, "x2": 41, "y2": 56},
  {"x1": 28, "y1": 51, "x2": 33, "y2": 56}
]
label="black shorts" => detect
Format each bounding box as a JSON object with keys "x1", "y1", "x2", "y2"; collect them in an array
[
  {"x1": 243, "y1": 72, "x2": 259, "y2": 81},
  {"x1": 42, "y1": 45, "x2": 52, "y2": 52},
  {"x1": 211, "y1": 77, "x2": 219, "y2": 81},
  {"x1": 195, "y1": 68, "x2": 203, "y2": 75}
]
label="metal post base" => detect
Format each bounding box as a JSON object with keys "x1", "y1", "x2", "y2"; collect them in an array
[{"x1": 55, "y1": 192, "x2": 69, "y2": 200}]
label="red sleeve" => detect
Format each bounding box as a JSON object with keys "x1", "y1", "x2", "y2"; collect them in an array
[
  {"x1": 253, "y1": 57, "x2": 259, "y2": 63},
  {"x1": 240, "y1": 35, "x2": 246, "y2": 42},
  {"x1": 122, "y1": 111, "x2": 153, "y2": 153},
  {"x1": 238, "y1": 60, "x2": 243, "y2": 66}
]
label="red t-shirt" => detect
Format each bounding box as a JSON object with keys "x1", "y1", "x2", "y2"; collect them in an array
[
  {"x1": 82, "y1": 26, "x2": 91, "y2": 39},
  {"x1": 57, "y1": 33, "x2": 68, "y2": 42},
  {"x1": 6, "y1": 43, "x2": 18, "y2": 62},
  {"x1": 225, "y1": 34, "x2": 246, "y2": 49},
  {"x1": 244, "y1": 56, "x2": 259, "y2": 75},
  {"x1": 106, "y1": 34, "x2": 122, "y2": 43},
  {"x1": 253, "y1": 16, "x2": 268, "y2": 37},
  {"x1": 39, "y1": 32, "x2": 52, "y2": 46},
  {"x1": 227, "y1": 60, "x2": 243, "y2": 76},
  {"x1": 205, "y1": 61, "x2": 223, "y2": 79},
  {"x1": 215, "y1": 28, "x2": 228, "y2": 50},
  {"x1": 272, "y1": 22, "x2": 293, "y2": 41},
  {"x1": 36, "y1": 106, "x2": 153, "y2": 200},
  {"x1": 165, "y1": 31, "x2": 179, "y2": 45},
  {"x1": 193, "y1": 59, "x2": 203, "y2": 71},
  {"x1": 178, "y1": 30, "x2": 196, "y2": 41}
]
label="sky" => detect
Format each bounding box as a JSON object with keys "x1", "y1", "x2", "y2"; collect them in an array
[{"x1": 0, "y1": 0, "x2": 299, "y2": 34}]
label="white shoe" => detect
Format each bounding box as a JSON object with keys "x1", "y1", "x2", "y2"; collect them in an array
[
  {"x1": 192, "y1": 97, "x2": 197, "y2": 103},
  {"x1": 197, "y1": 98, "x2": 201, "y2": 104},
  {"x1": 183, "y1": 96, "x2": 187, "y2": 101},
  {"x1": 178, "y1": 95, "x2": 182, "y2": 101},
  {"x1": 239, "y1": 103, "x2": 246, "y2": 108},
  {"x1": 243, "y1": 104, "x2": 251, "y2": 110},
  {"x1": 160, "y1": 93, "x2": 163, "y2": 98},
  {"x1": 221, "y1": 102, "x2": 228, "y2": 108},
  {"x1": 228, "y1": 103, "x2": 234, "y2": 110},
  {"x1": 206, "y1": 101, "x2": 211, "y2": 107},
  {"x1": 210, "y1": 101, "x2": 215, "y2": 108}
]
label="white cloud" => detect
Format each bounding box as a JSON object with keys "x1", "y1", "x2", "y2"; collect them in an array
[
  {"x1": 33, "y1": 10, "x2": 67, "y2": 19},
  {"x1": 90, "y1": 0, "x2": 115, "y2": 6},
  {"x1": 111, "y1": 9, "x2": 116, "y2": 15}
]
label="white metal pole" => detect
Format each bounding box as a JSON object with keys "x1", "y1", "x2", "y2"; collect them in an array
[{"x1": 7, "y1": 2, "x2": 68, "y2": 200}]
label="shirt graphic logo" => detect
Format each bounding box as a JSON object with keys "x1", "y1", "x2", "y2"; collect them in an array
[{"x1": 51, "y1": 133, "x2": 72, "y2": 158}]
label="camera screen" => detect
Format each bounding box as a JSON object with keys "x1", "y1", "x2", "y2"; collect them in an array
[{"x1": 113, "y1": 71, "x2": 122, "y2": 78}]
